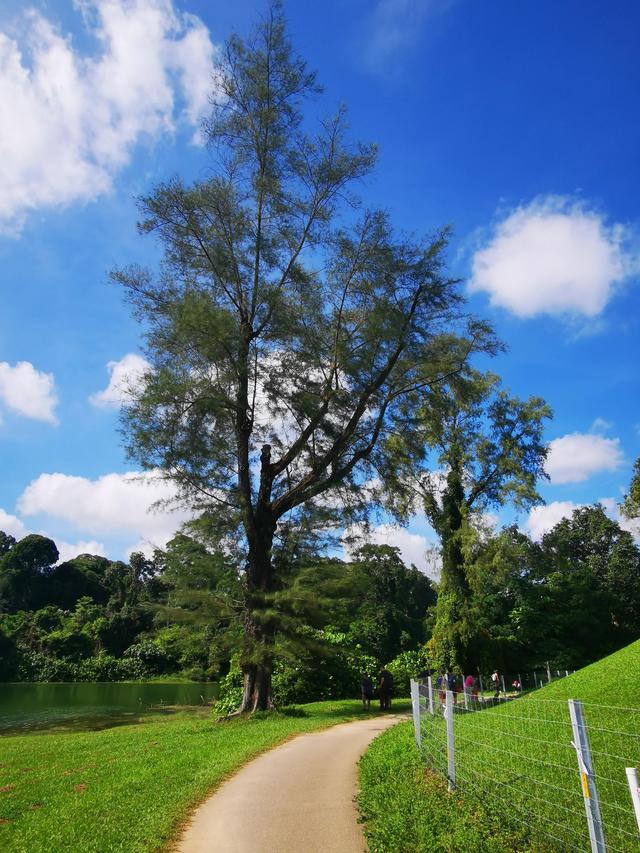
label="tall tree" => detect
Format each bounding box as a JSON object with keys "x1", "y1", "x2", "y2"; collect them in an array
[
  {"x1": 385, "y1": 371, "x2": 550, "y2": 670},
  {"x1": 115, "y1": 8, "x2": 494, "y2": 710},
  {"x1": 622, "y1": 457, "x2": 640, "y2": 521}
]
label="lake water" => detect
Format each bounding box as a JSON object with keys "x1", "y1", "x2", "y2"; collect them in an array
[{"x1": 0, "y1": 682, "x2": 218, "y2": 734}]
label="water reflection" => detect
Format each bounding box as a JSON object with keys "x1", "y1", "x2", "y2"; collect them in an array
[{"x1": 0, "y1": 682, "x2": 218, "y2": 735}]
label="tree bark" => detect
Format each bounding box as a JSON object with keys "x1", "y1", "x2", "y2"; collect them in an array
[{"x1": 238, "y1": 469, "x2": 277, "y2": 713}]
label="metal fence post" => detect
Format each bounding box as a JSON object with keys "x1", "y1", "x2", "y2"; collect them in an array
[
  {"x1": 445, "y1": 689, "x2": 456, "y2": 791},
  {"x1": 547, "y1": 661, "x2": 552, "y2": 683},
  {"x1": 427, "y1": 675, "x2": 434, "y2": 715},
  {"x1": 501, "y1": 674, "x2": 506, "y2": 696},
  {"x1": 568, "y1": 700, "x2": 606, "y2": 852},
  {"x1": 534, "y1": 671, "x2": 538, "y2": 688},
  {"x1": 626, "y1": 767, "x2": 640, "y2": 834},
  {"x1": 410, "y1": 679, "x2": 421, "y2": 749}
]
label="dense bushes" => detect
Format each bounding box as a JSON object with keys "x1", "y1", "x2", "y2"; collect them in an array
[{"x1": 12, "y1": 649, "x2": 146, "y2": 682}]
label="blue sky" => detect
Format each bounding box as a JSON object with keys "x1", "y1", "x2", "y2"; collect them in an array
[{"x1": 0, "y1": 0, "x2": 638, "y2": 569}]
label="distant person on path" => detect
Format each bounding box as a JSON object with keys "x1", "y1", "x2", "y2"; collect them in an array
[
  {"x1": 464, "y1": 673, "x2": 477, "y2": 701},
  {"x1": 378, "y1": 667, "x2": 393, "y2": 710},
  {"x1": 436, "y1": 667, "x2": 447, "y2": 707},
  {"x1": 491, "y1": 669, "x2": 500, "y2": 699},
  {"x1": 447, "y1": 669, "x2": 459, "y2": 706},
  {"x1": 361, "y1": 674, "x2": 374, "y2": 711}
]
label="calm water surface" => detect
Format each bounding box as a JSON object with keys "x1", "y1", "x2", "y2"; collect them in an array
[{"x1": 0, "y1": 682, "x2": 218, "y2": 734}]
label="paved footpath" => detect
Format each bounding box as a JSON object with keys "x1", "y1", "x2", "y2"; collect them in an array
[{"x1": 175, "y1": 713, "x2": 405, "y2": 853}]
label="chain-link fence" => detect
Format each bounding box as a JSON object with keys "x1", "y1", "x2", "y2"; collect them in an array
[{"x1": 410, "y1": 679, "x2": 640, "y2": 852}]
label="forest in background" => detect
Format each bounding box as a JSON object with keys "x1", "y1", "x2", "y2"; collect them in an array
[{"x1": 1, "y1": 497, "x2": 638, "y2": 705}]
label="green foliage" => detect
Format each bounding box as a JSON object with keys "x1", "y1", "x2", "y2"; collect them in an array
[
  {"x1": 346, "y1": 545, "x2": 435, "y2": 663},
  {"x1": 622, "y1": 457, "x2": 640, "y2": 519},
  {"x1": 384, "y1": 367, "x2": 551, "y2": 672},
  {"x1": 214, "y1": 662, "x2": 244, "y2": 715},
  {"x1": 272, "y1": 630, "x2": 379, "y2": 705},
  {"x1": 0, "y1": 533, "x2": 216, "y2": 683},
  {"x1": 385, "y1": 649, "x2": 431, "y2": 696}
]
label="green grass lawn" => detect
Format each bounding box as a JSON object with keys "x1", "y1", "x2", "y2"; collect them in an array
[
  {"x1": 0, "y1": 699, "x2": 409, "y2": 853},
  {"x1": 359, "y1": 639, "x2": 640, "y2": 852}
]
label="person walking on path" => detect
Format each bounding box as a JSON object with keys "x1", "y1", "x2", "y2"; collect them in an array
[
  {"x1": 436, "y1": 667, "x2": 447, "y2": 707},
  {"x1": 491, "y1": 669, "x2": 501, "y2": 699},
  {"x1": 464, "y1": 673, "x2": 477, "y2": 702},
  {"x1": 447, "y1": 669, "x2": 459, "y2": 706},
  {"x1": 378, "y1": 667, "x2": 393, "y2": 710},
  {"x1": 361, "y1": 673, "x2": 374, "y2": 711}
]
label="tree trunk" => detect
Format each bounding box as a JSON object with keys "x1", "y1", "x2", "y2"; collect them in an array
[{"x1": 238, "y1": 506, "x2": 277, "y2": 713}]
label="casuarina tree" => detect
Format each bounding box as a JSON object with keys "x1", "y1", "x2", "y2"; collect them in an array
[
  {"x1": 114, "y1": 6, "x2": 495, "y2": 711},
  {"x1": 383, "y1": 371, "x2": 550, "y2": 670}
]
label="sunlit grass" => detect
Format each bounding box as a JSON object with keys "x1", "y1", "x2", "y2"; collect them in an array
[
  {"x1": 0, "y1": 699, "x2": 409, "y2": 853},
  {"x1": 359, "y1": 639, "x2": 640, "y2": 852}
]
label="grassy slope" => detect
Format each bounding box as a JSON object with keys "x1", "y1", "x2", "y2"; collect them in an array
[
  {"x1": 0, "y1": 699, "x2": 409, "y2": 853},
  {"x1": 359, "y1": 639, "x2": 640, "y2": 852}
]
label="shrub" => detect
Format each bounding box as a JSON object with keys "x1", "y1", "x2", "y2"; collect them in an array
[
  {"x1": 386, "y1": 648, "x2": 431, "y2": 695},
  {"x1": 214, "y1": 662, "x2": 244, "y2": 715},
  {"x1": 123, "y1": 640, "x2": 174, "y2": 675}
]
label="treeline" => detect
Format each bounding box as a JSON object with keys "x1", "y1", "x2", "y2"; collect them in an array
[
  {"x1": 451, "y1": 504, "x2": 640, "y2": 673},
  {"x1": 1, "y1": 499, "x2": 639, "y2": 699},
  {"x1": 0, "y1": 534, "x2": 435, "y2": 692}
]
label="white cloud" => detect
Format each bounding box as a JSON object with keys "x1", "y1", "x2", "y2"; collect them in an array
[
  {"x1": 526, "y1": 496, "x2": 640, "y2": 543},
  {"x1": 56, "y1": 539, "x2": 107, "y2": 563},
  {"x1": 590, "y1": 417, "x2": 613, "y2": 434},
  {"x1": 545, "y1": 432, "x2": 624, "y2": 484},
  {"x1": 89, "y1": 353, "x2": 150, "y2": 408},
  {"x1": 600, "y1": 496, "x2": 640, "y2": 542},
  {"x1": 361, "y1": 0, "x2": 452, "y2": 71},
  {"x1": 342, "y1": 522, "x2": 432, "y2": 575},
  {"x1": 0, "y1": 361, "x2": 58, "y2": 423},
  {"x1": 17, "y1": 469, "x2": 191, "y2": 550},
  {"x1": 469, "y1": 196, "x2": 638, "y2": 318},
  {"x1": 0, "y1": 0, "x2": 217, "y2": 233},
  {"x1": 0, "y1": 508, "x2": 28, "y2": 540},
  {"x1": 526, "y1": 501, "x2": 581, "y2": 540}
]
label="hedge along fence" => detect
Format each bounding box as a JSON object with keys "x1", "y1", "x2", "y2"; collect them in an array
[{"x1": 410, "y1": 679, "x2": 640, "y2": 852}]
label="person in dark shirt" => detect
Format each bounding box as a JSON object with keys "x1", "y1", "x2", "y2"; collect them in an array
[
  {"x1": 361, "y1": 674, "x2": 374, "y2": 711},
  {"x1": 378, "y1": 667, "x2": 394, "y2": 710}
]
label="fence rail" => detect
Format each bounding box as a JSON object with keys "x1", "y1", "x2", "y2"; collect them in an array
[{"x1": 410, "y1": 678, "x2": 640, "y2": 852}]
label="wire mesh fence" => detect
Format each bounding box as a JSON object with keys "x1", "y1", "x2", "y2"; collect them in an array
[{"x1": 411, "y1": 679, "x2": 640, "y2": 852}]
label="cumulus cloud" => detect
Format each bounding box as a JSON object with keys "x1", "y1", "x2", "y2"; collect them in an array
[
  {"x1": 0, "y1": 361, "x2": 58, "y2": 423},
  {"x1": 0, "y1": 0, "x2": 217, "y2": 233},
  {"x1": 545, "y1": 432, "x2": 624, "y2": 484},
  {"x1": 342, "y1": 522, "x2": 432, "y2": 575},
  {"x1": 56, "y1": 539, "x2": 107, "y2": 563},
  {"x1": 469, "y1": 196, "x2": 638, "y2": 318},
  {"x1": 0, "y1": 507, "x2": 28, "y2": 540},
  {"x1": 526, "y1": 501, "x2": 581, "y2": 540},
  {"x1": 17, "y1": 469, "x2": 192, "y2": 550},
  {"x1": 89, "y1": 353, "x2": 150, "y2": 408},
  {"x1": 527, "y1": 496, "x2": 640, "y2": 543}
]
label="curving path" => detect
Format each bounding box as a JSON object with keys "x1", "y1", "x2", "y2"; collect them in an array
[{"x1": 175, "y1": 713, "x2": 404, "y2": 853}]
